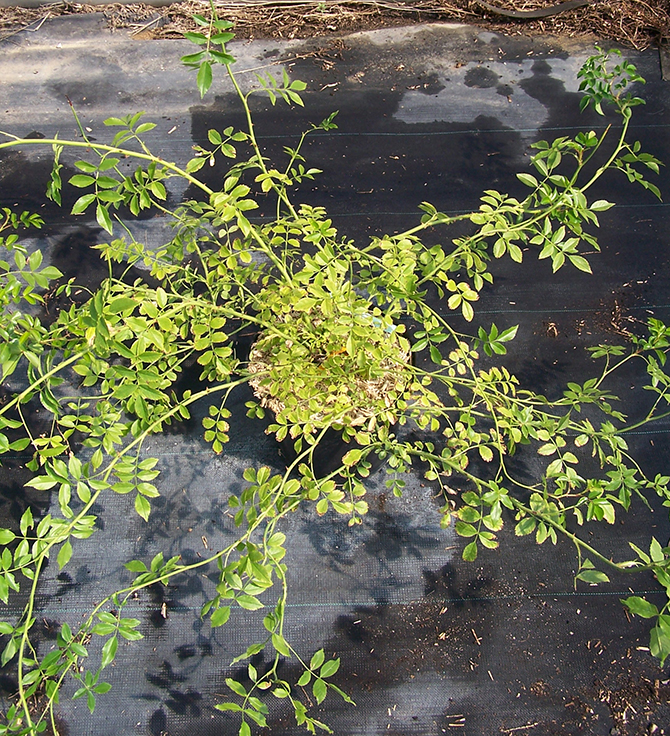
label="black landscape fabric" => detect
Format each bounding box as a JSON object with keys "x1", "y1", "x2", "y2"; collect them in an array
[{"x1": 1, "y1": 15, "x2": 670, "y2": 736}]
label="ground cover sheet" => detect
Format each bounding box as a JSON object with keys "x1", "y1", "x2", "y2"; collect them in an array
[{"x1": 1, "y1": 16, "x2": 670, "y2": 735}]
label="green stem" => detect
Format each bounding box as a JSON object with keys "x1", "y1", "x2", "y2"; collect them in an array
[
  {"x1": 226, "y1": 68, "x2": 300, "y2": 222},
  {"x1": 621, "y1": 409, "x2": 670, "y2": 434},
  {"x1": 0, "y1": 350, "x2": 87, "y2": 420},
  {"x1": 508, "y1": 497, "x2": 655, "y2": 573},
  {"x1": 0, "y1": 135, "x2": 214, "y2": 196},
  {"x1": 16, "y1": 556, "x2": 44, "y2": 733},
  {"x1": 580, "y1": 114, "x2": 630, "y2": 193},
  {"x1": 391, "y1": 211, "x2": 472, "y2": 242}
]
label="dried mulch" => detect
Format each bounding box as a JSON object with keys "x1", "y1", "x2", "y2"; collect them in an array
[{"x1": 0, "y1": 0, "x2": 669, "y2": 50}]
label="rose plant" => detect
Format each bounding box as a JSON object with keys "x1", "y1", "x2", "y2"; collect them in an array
[{"x1": 0, "y1": 13, "x2": 668, "y2": 735}]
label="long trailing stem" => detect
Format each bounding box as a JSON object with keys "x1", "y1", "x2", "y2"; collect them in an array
[
  {"x1": 0, "y1": 350, "x2": 87, "y2": 420},
  {"x1": 0, "y1": 135, "x2": 214, "y2": 196},
  {"x1": 405, "y1": 442, "x2": 659, "y2": 575},
  {"x1": 15, "y1": 557, "x2": 44, "y2": 733}
]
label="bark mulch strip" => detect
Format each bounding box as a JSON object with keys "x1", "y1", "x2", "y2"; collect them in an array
[{"x1": 0, "y1": 1, "x2": 669, "y2": 51}]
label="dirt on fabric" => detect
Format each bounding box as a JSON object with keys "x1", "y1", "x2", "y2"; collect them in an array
[{"x1": 0, "y1": 0, "x2": 669, "y2": 50}]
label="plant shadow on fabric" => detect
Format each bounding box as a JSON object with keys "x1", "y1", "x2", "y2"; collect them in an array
[{"x1": 0, "y1": 10, "x2": 669, "y2": 735}]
